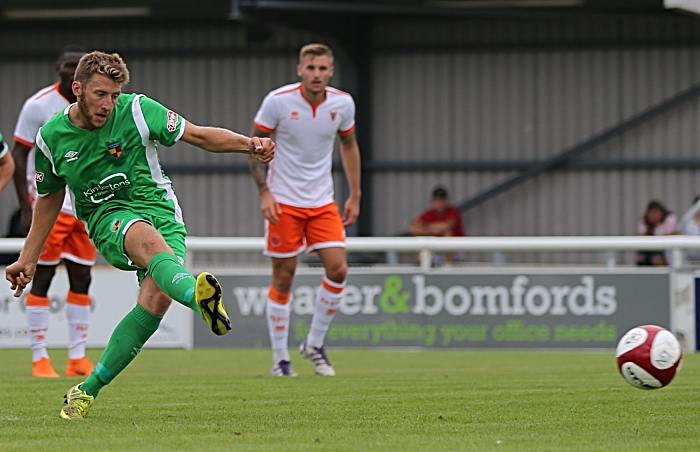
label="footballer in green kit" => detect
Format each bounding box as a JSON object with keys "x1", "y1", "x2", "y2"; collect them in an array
[
  {"x1": 5, "y1": 51, "x2": 275, "y2": 419},
  {"x1": 35, "y1": 92, "x2": 193, "y2": 277}
]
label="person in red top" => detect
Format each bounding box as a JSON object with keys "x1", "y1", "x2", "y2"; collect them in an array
[{"x1": 408, "y1": 187, "x2": 465, "y2": 264}]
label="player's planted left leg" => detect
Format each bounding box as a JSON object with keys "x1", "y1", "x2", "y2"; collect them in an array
[{"x1": 73, "y1": 303, "x2": 162, "y2": 407}]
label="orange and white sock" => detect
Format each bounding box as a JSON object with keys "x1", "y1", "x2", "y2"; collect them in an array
[
  {"x1": 307, "y1": 276, "x2": 345, "y2": 348},
  {"x1": 26, "y1": 293, "x2": 50, "y2": 362},
  {"x1": 266, "y1": 286, "x2": 291, "y2": 363},
  {"x1": 65, "y1": 291, "x2": 90, "y2": 360}
]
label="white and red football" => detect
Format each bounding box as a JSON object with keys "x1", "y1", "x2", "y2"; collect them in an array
[{"x1": 616, "y1": 325, "x2": 682, "y2": 390}]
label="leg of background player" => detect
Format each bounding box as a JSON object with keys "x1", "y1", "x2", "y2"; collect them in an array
[
  {"x1": 301, "y1": 247, "x2": 347, "y2": 377},
  {"x1": 63, "y1": 260, "x2": 94, "y2": 376},
  {"x1": 26, "y1": 264, "x2": 59, "y2": 378},
  {"x1": 268, "y1": 256, "x2": 297, "y2": 376}
]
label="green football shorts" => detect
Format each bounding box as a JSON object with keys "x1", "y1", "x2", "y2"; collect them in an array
[{"x1": 90, "y1": 208, "x2": 187, "y2": 284}]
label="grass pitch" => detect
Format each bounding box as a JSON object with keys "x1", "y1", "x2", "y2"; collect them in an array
[{"x1": 0, "y1": 348, "x2": 698, "y2": 452}]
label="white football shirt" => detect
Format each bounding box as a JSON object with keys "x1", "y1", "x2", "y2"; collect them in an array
[
  {"x1": 254, "y1": 82, "x2": 356, "y2": 208},
  {"x1": 14, "y1": 83, "x2": 74, "y2": 214}
]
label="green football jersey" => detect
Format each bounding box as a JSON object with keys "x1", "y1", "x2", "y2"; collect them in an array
[
  {"x1": 34, "y1": 93, "x2": 186, "y2": 237},
  {"x1": 0, "y1": 132, "x2": 7, "y2": 158}
]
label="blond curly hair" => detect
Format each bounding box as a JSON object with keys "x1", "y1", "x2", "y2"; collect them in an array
[{"x1": 75, "y1": 51, "x2": 130, "y2": 86}]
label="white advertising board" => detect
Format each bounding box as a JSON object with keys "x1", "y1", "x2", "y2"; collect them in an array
[
  {"x1": 0, "y1": 267, "x2": 192, "y2": 349},
  {"x1": 194, "y1": 267, "x2": 681, "y2": 350}
]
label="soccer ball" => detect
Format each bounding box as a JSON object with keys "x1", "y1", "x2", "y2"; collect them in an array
[{"x1": 616, "y1": 325, "x2": 682, "y2": 389}]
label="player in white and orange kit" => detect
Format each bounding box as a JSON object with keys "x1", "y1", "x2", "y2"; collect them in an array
[
  {"x1": 249, "y1": 43, "x2": 362, "y2": 377},
  {"x1": 12, "y1": 45, "x2": 96, "y2": 378},
  {"x1": 0, "y1": 134, "x2": 15, "y2": 195}
]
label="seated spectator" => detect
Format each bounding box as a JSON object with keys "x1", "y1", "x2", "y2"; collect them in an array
[
  {"x1": 636, "y1": 200, "x2": 677, "y2": 266},
  {"x1": 408, "y1": 187, "x2": 465, "y2": 265},
  {"x1": 680, "y1": 195, "x2": 700, "y2": 263}
]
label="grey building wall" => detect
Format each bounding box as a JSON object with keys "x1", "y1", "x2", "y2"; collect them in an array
[
  {"x1": 1, "y1": 14, "x2": 699, "y2": 266},
  {"x1": 0, "y1": 22, "x2": 340, "y2": 265},
  {"x1": 370, "y1": 15, "x2": 700, "y2": 264}
]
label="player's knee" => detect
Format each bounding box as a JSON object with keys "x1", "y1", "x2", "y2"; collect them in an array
[
  {"x1": 326, "y1": 262, "x2": 347, "y2": 284},
  {"x1": 30, "y1": 265, "x2": 57, "y2": 296},
  {"x1": 144, "y1": 235, "x2": 172, "y2": 256},
  {"x1": 274, "y1": 274, "x2": 294, "y2": 293},
  {"x1": 273, "y1": 261, "x2": 297, "y2": 293},
  {"x1": 154, "y1": 291, "x2": 173, "y2": 309},
  {"x1": 36, "y1": 265, "x2": 57, "y2": 280},
  {"x1": 68, "y1": 273, "x2": 92, "y2": 294},
  {"x1": 141, "y1": 290, "x2": 173, "y2": 316},
  {"x1": 66, "y1": 265, "x2": 92, "y2": 294}
]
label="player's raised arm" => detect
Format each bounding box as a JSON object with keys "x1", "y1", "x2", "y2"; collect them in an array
[
  {"x1": 5, "y1": 188, "x2": 65, "y2": 297},
  {"x1": 180, "y1": 121, "x2": 275, "y2": 163}
]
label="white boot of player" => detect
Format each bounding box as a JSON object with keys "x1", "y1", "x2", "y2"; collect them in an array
[{"x1": 300, "y1": 340, "x2": 335, "y2": 376}]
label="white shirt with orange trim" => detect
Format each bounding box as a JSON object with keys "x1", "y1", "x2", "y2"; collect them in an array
[
  {"x1": 14, "y1": 83, "x2": 74, "y2": 215},
  {"x1": 254, "y1": 82, "x2": 356, "y2": 208}
]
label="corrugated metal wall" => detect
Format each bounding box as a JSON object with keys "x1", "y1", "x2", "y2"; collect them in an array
[
  {"x1": 371, "y1": 15, "x2": 700, "y2": 264},
  {"x1": 0, "y1": 22, "x2": 341, "y2": 265},
  {"x1": 1, "y1": 15, "x2": 700, "y2": 266}
]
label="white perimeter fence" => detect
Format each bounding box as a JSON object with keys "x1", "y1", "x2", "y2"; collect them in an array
[
  {"x1": 1, "y1": 236, "x2": 698, "y2": 351},
  {"x1": 3, "y1": 235, "x2": 700, "y2": 268},
  {"x1": 185, "y1": 236, "x2": 700, "y2": 269}
]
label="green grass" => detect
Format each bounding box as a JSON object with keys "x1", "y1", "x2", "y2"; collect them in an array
[{"x1": 0, "y1": 348, "x2": 698, "y2": 452}]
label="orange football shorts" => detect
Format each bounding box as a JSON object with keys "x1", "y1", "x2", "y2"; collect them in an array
[
  {"x1": 264, "y1": 202, "x2": 346, "y2": 258},
  {"x1": 38, "y1": 211, "x2": 97, "y2": 266}
]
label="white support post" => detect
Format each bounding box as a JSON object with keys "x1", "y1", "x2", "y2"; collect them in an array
[
  {"x1": 386, "y1": 251, "x2": 399, "y2": 266},
  {"x1": 493, "y1": 251, "x2": 505, "y2": 268},
  {"x1": 605, "y1": 251, "x2": 616, "y2": 268},
  {"x1": 419, "y1": 248, "x2": 432, "y2": 271},
  {"x1": 671, "y1": 248, "x2": 684, "y2": 269}
]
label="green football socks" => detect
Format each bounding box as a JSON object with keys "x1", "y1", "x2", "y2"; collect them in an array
[
  {"x1": 80, "y1": 253, "x2": 204, "y2": 398},
  {"x1": 81, "y1": 304, "x2": 161, "y2": 397},
  {"x1": 147, "y1": 252, "x2": 201, "y2": 316}
]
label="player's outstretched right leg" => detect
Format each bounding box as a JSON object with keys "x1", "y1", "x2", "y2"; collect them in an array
[
  {"x1": 196, "y1": 273, "x2": 231, "y2": 336},
  {"x1": 60, "y1": 383, "x2": 94, "y2": 419}
]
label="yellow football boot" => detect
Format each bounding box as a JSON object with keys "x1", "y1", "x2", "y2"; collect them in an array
[{"x1": 196, "y1": 272, "x2": 231, "y2": 336}]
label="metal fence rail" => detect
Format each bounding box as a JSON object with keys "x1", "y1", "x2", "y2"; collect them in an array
[
  {"x1": 185, "y1": 236, "x2": 700, "y2": 269},
  {"x1": 4, "y1": 236, "x2": 700, "y2": 270}
]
